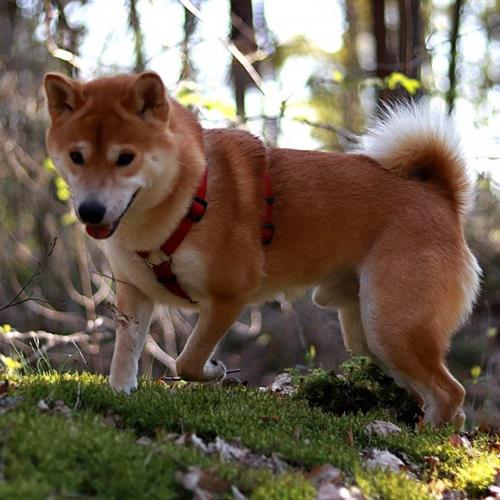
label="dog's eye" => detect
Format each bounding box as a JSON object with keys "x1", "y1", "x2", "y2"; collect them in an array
[
  {"x1": 116, "y1": 153, "x2": 135, "y2": 167},
  {"x1": 69, "y1": 151, "x2": 84, "y2": 165}
]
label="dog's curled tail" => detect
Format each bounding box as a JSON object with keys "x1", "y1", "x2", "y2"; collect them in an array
[{"x1": 356, "y1": 101, "x2": 473, "y2": 219}]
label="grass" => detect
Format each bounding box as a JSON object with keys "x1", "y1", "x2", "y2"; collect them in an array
[{"x1": 0, "y1": 359, "x2": 498, "y2": 499}]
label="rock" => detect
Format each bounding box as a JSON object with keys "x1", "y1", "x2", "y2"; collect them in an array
[
  {"x1": 270, "y1": 373, "x2": 296, "y2": 396},
  {"x1": 365, "y1": 420, "x2": 402, "y2": 437},
  {"x1": 37, "y1": 399, "x2": 50, "y2": 412},
  {"x1": 136, "y1": 436, "x2": 153, "y2": 447},
  {"x1": 53, "y1": 400, "x2": 71, "y2": 417},
  {"x1": 365, "y1": 449, "x2": 406, "y2": 472}
]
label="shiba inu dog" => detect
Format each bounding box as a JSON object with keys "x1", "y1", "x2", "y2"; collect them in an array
[{"x1": 44, "y1": 71, "x2": 480, "y2": 428}]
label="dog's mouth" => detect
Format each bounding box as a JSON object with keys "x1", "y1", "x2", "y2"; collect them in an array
[{"x1": 85, "y1": 189, "x2": 140, "y2": 240}]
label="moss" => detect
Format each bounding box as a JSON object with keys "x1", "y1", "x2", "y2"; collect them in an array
[
  {"x1": 251, "y1": 473, "x2": 316, "y2": 500},
  {"x1": 444, "y1": 451, "x2": 500, "y2": 496},
  {"x1": 2, "y1": 369, "x2": 497, "y2": 499},
  {"x1": 15, "y1": 371, "x2": 375, "y2": 470},
  {"x1": 356, "y1": 470, "x2": 433, "y2": 500},
  {"x1": 294, "y1": 357, "x2": 423, "y2": 424},
  {"x1": 0, "y1": 410, "x2": 208, "y2": 499}
]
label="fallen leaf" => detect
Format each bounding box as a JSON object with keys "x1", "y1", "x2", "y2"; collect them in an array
[
  {"x1": 260, "y1": 415, "x2": 279, "y2": 423},
  {"x1": 423, "y1": 455, "x2": 441, "y2": 470},
  {"x1": 231, "y1": 485, "x2": 248, "y2": 500},
  {"x1": 306, "y1": 464, "x2": 343, "y2": 487},
  {"x1": 208, "y1": 437, "x2": 248, "y2": 461},
  {"x1": 176, "y1": 467, "x2": 212, "y2": 499},
  {"x1": 136, "y1": 436, "x2": 153, "y2": 447},
  {"x1": 175, "y1": 433, "x2": 208, "y2": 453},
  {"x1": 103, "y1": 409, "x2": 124, "y2": 428},
  {"x1": 448, "y1": 435, "x2": 473, "y2": 455},
  {"x1": 317, "y1": 483, "x2": 364, "y2": 500},
  {"x1": 53, "y1": 400, "x2": 71, "y2": 417},
  {"x1": 346, "y1": 429, "x2": 355, "y2": 447},
  {"x1": 485, "y1": 485, "x2": 500, "y2": 499}
]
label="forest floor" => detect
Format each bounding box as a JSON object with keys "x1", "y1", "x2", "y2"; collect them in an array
[{"x1": 0, "y1": 358, "x2": 498, "y2": 499}]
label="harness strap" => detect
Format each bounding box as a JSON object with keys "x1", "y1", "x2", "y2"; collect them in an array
[
  {"x1": 137, "y1": 171, "x2": 208, "y2": 304},
  {"x1": 137, "y1": 168, "x2": 274, "y2": 303}
]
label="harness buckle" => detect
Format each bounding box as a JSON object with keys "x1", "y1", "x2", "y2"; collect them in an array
[{"x1": 144, "y1": 251, "x2": 171, "y2": 268}]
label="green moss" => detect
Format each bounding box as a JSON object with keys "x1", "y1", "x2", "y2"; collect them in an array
[
  {"x1": 15, "y1": 371, "x2": 375, "y2": 470},
  {"x1": 446, "y1": 451, "x2": 500, "y2": 496},
  {"x1": 356, "y1": 470, "x2": 433, "y2": 500},
  {"x1": 294, "y1": 357, "x2": 422, "y2": 424},
  {"x1": 251, "y1": 473, "x2": 316, "y2": 500},
  {"x1": 2, "y1": 369, "x2": 497, "y2": 499},
  {"x1": 0, "y1": 410, "x2": 207, "y2": 499}
]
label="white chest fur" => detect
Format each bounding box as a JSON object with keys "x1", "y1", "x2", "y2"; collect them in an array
[{"x1": 103, "y1": 239, "x2": 206, "y2": 308}]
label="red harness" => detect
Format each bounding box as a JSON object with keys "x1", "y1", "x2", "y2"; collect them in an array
[{"x1": 137, "y1": 169, "x2": 274, "y2": 304}]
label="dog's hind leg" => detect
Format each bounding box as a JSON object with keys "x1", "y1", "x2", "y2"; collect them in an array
[
  {"x1": 358, "y1": 245, "x2": 478, "y2": 428},
  {"x1": 313, "y1": 270, "x2": 371, "y2": 356}
]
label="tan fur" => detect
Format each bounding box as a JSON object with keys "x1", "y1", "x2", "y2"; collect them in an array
[{"x1": 44, "y1": 72, "x2": 480, "y2": 428}]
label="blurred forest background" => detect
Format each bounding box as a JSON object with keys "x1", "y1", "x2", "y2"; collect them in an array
[{"x1": 0, "y1": 0, "x2": 499, "y2": 427}]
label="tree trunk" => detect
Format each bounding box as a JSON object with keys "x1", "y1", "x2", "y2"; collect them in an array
[
  {"x1": 128, "y1": 0, "x2": 145, "y2": 73},
  {"x1": 180, "y1": 3, "x2": 198, "y2": 81},
  {"x1": 447, "y1": 0, "x2": 463, "y2": 113},
  {"x1": 230, "y1": 0, "x2": 257, "y2": 119},
  {"x1": 373, "y1": 0, "x2": 423, "y2": 104}
]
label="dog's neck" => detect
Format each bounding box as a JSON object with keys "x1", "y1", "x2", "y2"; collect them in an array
[{"x1": 112, "y1": 104, "x2": 206, "y2": 252}]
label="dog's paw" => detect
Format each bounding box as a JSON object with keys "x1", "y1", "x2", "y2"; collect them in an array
[
  {"x1": 176, "y1": 358, "x2": 227, "y2": 382},
  {"x1": 108, "y1": 374, "x2": 137, "y2": 394},
  {"x1": 202, "y1": 358, "x2": 227, "y2": 381}
]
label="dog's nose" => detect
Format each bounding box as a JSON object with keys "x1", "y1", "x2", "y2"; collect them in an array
[{"x1": 78, "y1": 200, "x2": 106, "y2": 224}]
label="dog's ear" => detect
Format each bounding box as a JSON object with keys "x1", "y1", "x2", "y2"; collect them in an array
[
  {"x1": 130, "y1": 72, "x2": 169, "y2": 123},
  {"x1": 44, "y1": 73, "x2": 82, "y2": 120}
]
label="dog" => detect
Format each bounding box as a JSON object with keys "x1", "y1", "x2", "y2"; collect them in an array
[{"x1": 44, "y1": 71, "x2": 480, "y2": 428}]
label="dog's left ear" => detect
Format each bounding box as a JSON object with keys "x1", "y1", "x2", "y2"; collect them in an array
[
  {"x1": 44, "y1": 73, "x2": 83, "y2": 120},
  {"x1": 129, "y1": 72, "x2": 169, "y2": 123}
]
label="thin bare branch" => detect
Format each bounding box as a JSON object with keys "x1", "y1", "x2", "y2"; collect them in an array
[{"x1": 0, "y1": 239, "x2": 58, "y2": 313}]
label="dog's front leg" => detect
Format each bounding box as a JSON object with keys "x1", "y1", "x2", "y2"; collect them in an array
[
  {"x1": 176, "y1": 299, "x2": 243, "y2": 381},
  {"x1": 109, "y1": 282, "x2": 154, "y2": 393}
]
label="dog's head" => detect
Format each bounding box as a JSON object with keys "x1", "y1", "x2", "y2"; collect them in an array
[{"x1": 44, "y1": 72, "x2": 185, "y2": 239}]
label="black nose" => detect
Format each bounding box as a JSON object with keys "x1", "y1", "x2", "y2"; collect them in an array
[{"x1": 78, "y1": 200, "x2": 106, "y2": 224}]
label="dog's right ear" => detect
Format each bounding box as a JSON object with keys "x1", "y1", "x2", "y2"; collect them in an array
[
  {"x1": 128, "y1": 72, "x2": 170, "y2": 123},
  {"x1": 44, "y1": 73, "x2": 82, "y2": 120}
]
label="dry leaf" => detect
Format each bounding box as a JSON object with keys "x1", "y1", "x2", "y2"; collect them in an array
[
  {"x1": 317, "y1": 483, "x2": 364, "y2": 500},
  {"x1": 307, "y1": 464, "x2": 343, "y2": 487}
]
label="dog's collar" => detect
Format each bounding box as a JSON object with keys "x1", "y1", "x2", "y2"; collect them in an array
[{"x1": 137, "y1": 168, "x2": 274, "y2": 304}]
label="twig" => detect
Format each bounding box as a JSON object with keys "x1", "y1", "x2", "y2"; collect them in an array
[
  {"x1": 145, "y1": 335, "x2": 176, "y2": 373},
  {"x1": 161, "y1": 368, "x2": 242, "y2": 381},
  {"x1": 92, "y1": 270, "x2": 135, "y2": 288},
  {"x1": 0, "y1": 239, "x2": 58, "y2": 313},
  {"x1": 43, "y1": 0, "x2": 81, "y2": 69},
  {"x1": 295, "y1": 118, "x2": 358, "y2": 143}
]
